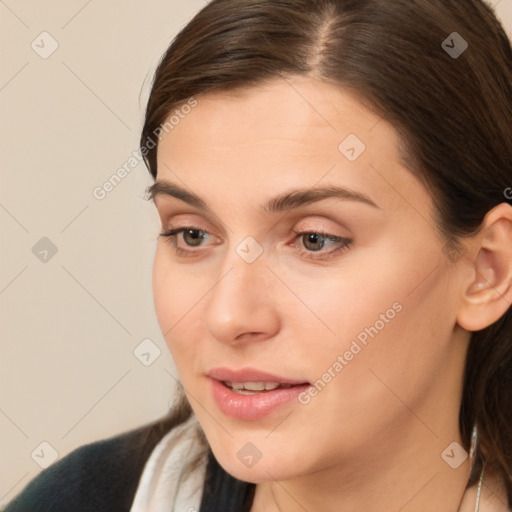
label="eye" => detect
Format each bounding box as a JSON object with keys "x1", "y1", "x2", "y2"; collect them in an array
[
  {"x1": 302, "y1": 233, "x2": 331, "y2": 251},
  {"x1": 159, "y1": 227, "x2": 215, "y2": 256},
  {"x1": 160, "y1": 227, "x2": 209, "y2": 246},
  {"x1": 179, "y1": 228, "x2": 207, "y2": 246},
  {"x1": 292, "y1": 230, "x2": 353, "y2": 260}
]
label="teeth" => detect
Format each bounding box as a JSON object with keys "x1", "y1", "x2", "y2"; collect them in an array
[{"x1": 225, "y1": 381, "x2": 283, "y2": 392}]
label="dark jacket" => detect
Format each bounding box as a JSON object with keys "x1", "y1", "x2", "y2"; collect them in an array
[{"x1": 4, "y1": 422, "x2": 254, "y2": 512}]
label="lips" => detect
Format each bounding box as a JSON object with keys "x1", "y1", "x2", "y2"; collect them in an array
[
  {"x1": 207, "y1": 367, "x2": 309, "y2": 386},
  {"x1": 224, "y1": 381, "x2": 293, "y2": 393},
  {"x1": 207, "y1": 367, "x2": 311, "y2": 420}
]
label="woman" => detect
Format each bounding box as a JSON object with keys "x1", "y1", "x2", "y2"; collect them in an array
[{"x1": 5, "y1": 0, "x2": 512, "y2": 511}]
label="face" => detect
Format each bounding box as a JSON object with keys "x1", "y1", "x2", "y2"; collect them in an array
[{"x1": 151, "y1": 77, "x2": 470, "y2": 484}]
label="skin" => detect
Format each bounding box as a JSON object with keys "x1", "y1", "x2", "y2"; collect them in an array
[{"x1": 150, "y1": 76, "x2": 512, "y2": 511}]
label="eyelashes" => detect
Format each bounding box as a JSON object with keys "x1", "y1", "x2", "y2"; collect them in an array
[
  {"x1": 158, "y1": 227, "x2": 353, "y2": 261},
  {"x1": 159, "y1": 227, "x2": 212, "y2": 258},
  {"x1": 290, "y1": 230, "x2": 353, "y2": 259},
  {"x1": 292, "y1": 230, "x2": 350, "y2": 251}
]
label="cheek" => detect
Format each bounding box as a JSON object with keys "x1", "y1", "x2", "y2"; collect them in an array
[
  {"x1": 152, "y1": 249, "x2": 176, "y2": 335},
  {"x1": 152, "y1": 246, "x2": 214, "y2": 368},
  {"x1": 152, "y1": 248, "x2": 192, "y2": 353},
  {"x1": 278, "y1": 247, "x2": 408, "y2": 357},
  {"x1": 301, "y1": 251, "x2": 456, "y2": 422},
  {"x1": 153, "y1": 247, "x2": 201, "y2": 332},
  {"x1": 287, "y1": 240, "x2": 454, "y2": 389}
]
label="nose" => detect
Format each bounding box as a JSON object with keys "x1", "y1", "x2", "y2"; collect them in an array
[{"x1": 203, "y1": 247, "x2": 281, "y2": 346}]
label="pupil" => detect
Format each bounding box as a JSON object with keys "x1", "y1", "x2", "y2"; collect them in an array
[
  {"x1": 304, "y1": 233, "x2": 325, "y2": 251},
  {"x1": 184, "y1": 229, "x2": 204, "y2": 246}
]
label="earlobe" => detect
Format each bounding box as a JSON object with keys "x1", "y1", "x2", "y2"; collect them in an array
[{"x1": 456, "y1": 203, "x2": 512, "y2": 332}]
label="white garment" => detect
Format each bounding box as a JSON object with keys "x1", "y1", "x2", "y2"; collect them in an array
[{"x1": 130, "y1": 414, "x2": 208, "y2": 512}]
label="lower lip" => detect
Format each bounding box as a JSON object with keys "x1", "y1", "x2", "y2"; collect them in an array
[{"x1": 210, "y1": 378, "x2": 310, "y2": 420}]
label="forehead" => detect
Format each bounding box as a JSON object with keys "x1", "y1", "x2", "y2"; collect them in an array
[
  {"x1": 164, "y1": 77, "x2": 386, "y2": 148},
  {"x1": 155, "y1": 76, "x2": 430, "y2": 219}
]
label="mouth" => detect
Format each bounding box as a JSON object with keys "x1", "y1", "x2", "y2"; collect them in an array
[
  {"x1": 222, "y1": 380, "x2": 299, "y2": 394},
  {"x1": 207, "y1": 366, "x2": 309, "y2": 386},
  {"x1": 207, "y1": 367, "x2": 311, "y2": 420}
]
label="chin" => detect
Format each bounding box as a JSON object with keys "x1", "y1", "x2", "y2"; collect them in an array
[
  {"x1": 208, "y1": 437, "x2": 301, "y2": 484},
  {"x1": 216, "y1": 455, "x2": 291, "y2": 484}
]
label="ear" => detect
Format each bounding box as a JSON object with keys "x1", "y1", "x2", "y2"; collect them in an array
[{"x1": 456, "y1": 202, "x2": 512, "y2": 332}]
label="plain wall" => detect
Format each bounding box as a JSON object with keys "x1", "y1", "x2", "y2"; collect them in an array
[{"x1": 1, "y1": 0, "x2": 511, "y2": 505}]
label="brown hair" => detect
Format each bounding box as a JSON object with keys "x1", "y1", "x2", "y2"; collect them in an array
[{"x1": 141, "y1": 0, "x2": 512, "y2": 504}]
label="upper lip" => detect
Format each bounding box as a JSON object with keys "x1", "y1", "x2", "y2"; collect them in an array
[{"x1": 207, "y1": 367, "x2": 309, "y2": 385}]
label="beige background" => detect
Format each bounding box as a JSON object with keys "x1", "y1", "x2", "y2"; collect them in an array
[{"x1": 1, "y1": 0, "x2": 511, "y2": 505}]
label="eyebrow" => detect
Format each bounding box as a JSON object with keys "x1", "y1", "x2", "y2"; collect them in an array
[
  {"x1": 147, "y1": 181, "x2": 208, "y2": 210},
  {"x1": 146, "y1": 180, "x2": 380, "y2": 213},
  {"x1": 262, "y1": 185, "x2": 380, "y2": 212}
]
